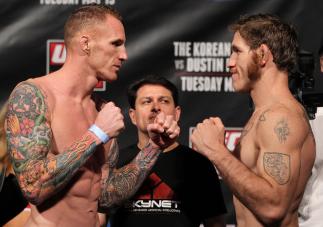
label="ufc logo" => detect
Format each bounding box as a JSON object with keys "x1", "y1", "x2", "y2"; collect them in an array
[
  {"x1": 225, "y1": 128, "x2": 242, "y2": 151},
  {"x1": 50, "y1": 42, "x2": 66, "y2": 64}
]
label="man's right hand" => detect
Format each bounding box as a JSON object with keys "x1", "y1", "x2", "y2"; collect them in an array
[
  {"x1": 147, "y1": 112, "x2": 180, "y2": 149},
  {"x1": 94, "y1": 102, "x2": 125, "y2": 138},
  {"x1": 190, "y1": 117, "x2": 226, "y2": 160}
]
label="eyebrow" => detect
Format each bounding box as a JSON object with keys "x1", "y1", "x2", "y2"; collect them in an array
[
  {"x1": 111, "y1": 38, "x2": 125, "y2": 45},
  {"x1": 231, "y1": 44, "x2": 240, "y2": 52},
  {"x1": 139, "y1": 96, "x2": 172, "y2": 100}
]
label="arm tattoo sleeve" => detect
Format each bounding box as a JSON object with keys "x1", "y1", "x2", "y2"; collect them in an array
[
  {"x1": 99, "y1": 142, "x2": 161, "y2": 209},
  {"x1": 263, "y1": 152, "x2": 290, "y2": 185},
  {"x1": 5, "y1": 82, "x2": 97, "y2": 205},
  {"x1": 107, "y1": 139, "x2": 119, "y2": 170}
]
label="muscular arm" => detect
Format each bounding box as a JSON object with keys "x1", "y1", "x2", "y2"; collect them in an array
[
  {"x1": 217, "y1": 110, "x2": 309, "y2": 224},
  {"x1": 99, "y1": 112, "x2": 178, "y2": 209},
  {"x1": 5, "y1": 82, "x2": 99, "y2": 205},
  {"x1": 192, "y1": 108, "x2": 312, "y2": 225},
  {"x1": 99, "y1": 140, "x2": 161, "y2": 209}
]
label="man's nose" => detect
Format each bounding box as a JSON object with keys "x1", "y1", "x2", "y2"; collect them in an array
[
  {"x1": 120, "y1": 47, "x2": 128, "y2": 61},
  {"x1": 151, "y1": 102, "x2": 161, "y2": 113},
  {"x1": 227, "y1": 54, "x2": 236, "y2": 69}
]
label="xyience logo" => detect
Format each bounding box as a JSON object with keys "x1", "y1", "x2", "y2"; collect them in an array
[
  {"x1": 189, "y1": 127, "x2": 242, "y2": 151},
  {"x1": 46, "y1": 39, "x2": 106, "y2": 91}
]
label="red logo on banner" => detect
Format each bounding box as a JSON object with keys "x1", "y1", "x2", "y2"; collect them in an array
[
  {"x1": 225, "y1": 128, "x2": 242, "y2": 151},
  {"x1": 46, "y1": 39, "x2": 106, "y2": 91},
  {"x1": 49, "y1": 41, "x2": 66, "y2": 65}
]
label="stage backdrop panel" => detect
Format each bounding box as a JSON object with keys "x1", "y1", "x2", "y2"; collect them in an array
[{"x1": 1, "y1": 0, "x2": 323, "y2": 225}]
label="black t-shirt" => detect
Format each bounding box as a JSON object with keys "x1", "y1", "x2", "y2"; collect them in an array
[{"x1": 110, "y1": 144, "x2": 226, "y2": 227}]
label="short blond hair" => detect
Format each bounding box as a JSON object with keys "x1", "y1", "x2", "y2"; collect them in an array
[{"x1": 64, "y1": 4, "x2": 122, "y2": 48}]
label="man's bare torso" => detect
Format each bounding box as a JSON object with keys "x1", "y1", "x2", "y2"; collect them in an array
[
  {"x1": 25, "y1": 77, "x2": 107, "y2": 227},
  {"x1": 233, "y1": 100, "x2": 315, "y2": 227}
]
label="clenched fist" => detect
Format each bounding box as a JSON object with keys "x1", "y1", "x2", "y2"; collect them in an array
[
  {"x1": 190, "y1": 117, "x2": 226, "y2": 159},
  {"x1": 147, "y1": 112, "x2": 180, "y2": 149},
  {"x1": 94, "y1": 102, "x2": 125, "y2": 138}
]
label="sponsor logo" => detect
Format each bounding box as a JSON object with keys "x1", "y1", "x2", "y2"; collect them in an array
[
  {"x1": 46, "y1": 39, "x2": 106, "y2": 91},
  {"x1": 127, "y1": 199, "x2": 179, "y2": 209},
  {"x1": 135, "y1": 173, "x2": 175, "y2": 200},
  {"x1": 123, "y1": 173, "x2": 181, "y2": 213},
  {"x1": 124, "y1": 199, "x2": 181, "y2": 213},
  {"x1": 225, "y1": 128, "x2": 242, "y2": 151}
]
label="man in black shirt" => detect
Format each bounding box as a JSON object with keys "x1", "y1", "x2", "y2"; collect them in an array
[{"x1": 109, "y1": 76, "x2": 226, "y2": 227}]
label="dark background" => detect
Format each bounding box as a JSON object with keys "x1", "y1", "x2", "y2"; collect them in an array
[{"x1": 1, "y1": 0, "x2": 322, "y2": 225}]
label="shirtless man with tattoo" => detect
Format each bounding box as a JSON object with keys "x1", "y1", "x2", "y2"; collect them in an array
[
  {"x1": 5, "y1": 4, "x2": 179, "y2": 227},
  {"x1": 191, "y1": 14, "x2": 316, "y2": 227}
]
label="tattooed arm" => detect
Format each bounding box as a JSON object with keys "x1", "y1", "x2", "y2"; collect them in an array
[
  {"x1": 99, "y1": 139, "x2": 161, "y2": 209},
  {"x1": 5, "y1": 82, "x2": 100, "y2": 205},
  {"x1": 191, "y1": 108, "x2": 309, "y2": 225},
  {"x1": 99, "y1": 112, "x2": 180, "y2": 209},
  {"x1": 227, "y1": 109, "x2": 304, "y2": 224}
]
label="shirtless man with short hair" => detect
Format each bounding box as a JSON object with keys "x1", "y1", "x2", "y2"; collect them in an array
[
  {"x1": 5, "y1": 4, "x2": 179, "y2": 227},
  {"x1": 191, "y1": 14, "x2": 315, "y2": 227}
]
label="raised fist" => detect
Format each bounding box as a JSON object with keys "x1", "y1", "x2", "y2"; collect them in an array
[
  {"x1": 190, "y1": 117, "x2": 226, "y2": 159},
  {"x1": 94, "y1": 102, "x2": 124, "y2": 138},
  {"x1": 147, "y1": 112, "x2": 180, "y2": 149}
]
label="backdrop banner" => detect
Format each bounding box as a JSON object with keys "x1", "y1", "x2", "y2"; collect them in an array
[{"x1": 1, "y1": 0, "x2": 323, "y2": 225}]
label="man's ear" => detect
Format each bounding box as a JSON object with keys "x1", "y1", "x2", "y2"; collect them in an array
[
  {"x1": 258, "y1": 44, "x2": 271, "y2": 66},
  {"x1": 128, "y1": 108, "x2": 137, "y2": 125},
  {"x1": 80, "y1": 35, "x2": 90, "y2": 55}
]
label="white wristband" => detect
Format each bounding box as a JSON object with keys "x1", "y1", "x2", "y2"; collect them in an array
[{"x1": 89, "y1": 124, "x2": 110, "y2": 144}]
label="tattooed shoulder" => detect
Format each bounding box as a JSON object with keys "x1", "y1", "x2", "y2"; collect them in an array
[
  {"x1": 6, "y1": 81, "x2": 52, "y2": 172},
  {"x1": 258, "y1": 109, "x2": 270, "y2": 122},
  {"x1": 274, "y1": 118, "x2": 290, "y2": 143},
  {"x1": 8, "y1": 81, "x2": 48, "y2": 119},
  {"x1": 263, "y1": 152, "x2": 290, "y2": 185}
]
